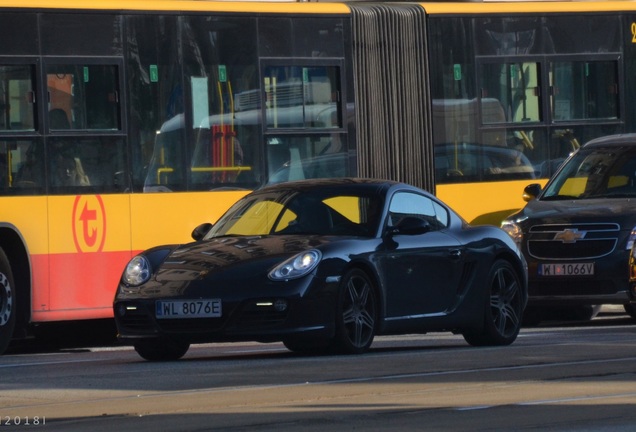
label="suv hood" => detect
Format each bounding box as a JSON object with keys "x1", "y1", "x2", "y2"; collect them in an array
[{"x1": 515, "y1": 198, "x2": 636, "y2": 228}]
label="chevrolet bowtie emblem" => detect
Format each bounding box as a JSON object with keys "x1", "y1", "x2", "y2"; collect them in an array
[{"x1": 554, "y1": 228, "x2": 586, "y2": 243}]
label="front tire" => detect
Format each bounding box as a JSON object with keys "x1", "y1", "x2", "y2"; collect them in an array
[
  {"x1": 0, "y1": 248, "x2": 16, "y2": 355},
  {"x1": 463, "y1": 259, "x2": 524, "y2": 346},
  {"x1": 330, "y1": 269, "x2": 377, "y2": 354},
  {"x1": 134, "y1": 338, "x2": 190, "y2": 361}
]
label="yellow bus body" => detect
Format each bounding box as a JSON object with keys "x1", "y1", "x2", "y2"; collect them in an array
[{"x1": 13, "y1": 191, "x2": 247, "y2": 322}]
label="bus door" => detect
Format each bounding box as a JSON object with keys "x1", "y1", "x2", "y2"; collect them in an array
[{"x1": 42, "y1": 60, "x2": 130, "y2": 320}]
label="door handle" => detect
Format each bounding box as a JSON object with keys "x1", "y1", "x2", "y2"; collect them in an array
[{"x1": 449, "y1": 249, "x2": 462, "y2": 259}]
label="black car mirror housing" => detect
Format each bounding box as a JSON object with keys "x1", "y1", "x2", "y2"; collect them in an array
[
  {"x1": 523, "y1": 183, "x2": 542, "y2": 202},
  {"x1": 192, "y1": 223, "x2": 213, "y2": 241}
]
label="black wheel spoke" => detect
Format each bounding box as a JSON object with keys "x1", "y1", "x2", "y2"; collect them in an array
[
  {"x1": 490, "y1": 268, "x2": 521, "y2": 336},
  {"x1": 336, "y1": 271, "x2": 376, "y2": 352},
  {"x1": 342, "y1": 307, "x2": 356, "y2": 325},
  {"x1": 359, "y1": 309, "x2": 375, "y2": 330}
]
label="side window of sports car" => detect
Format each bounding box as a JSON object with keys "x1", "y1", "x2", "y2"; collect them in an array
[{"x1": 388, "y1": 192, "x2": 446, "y2": 231}]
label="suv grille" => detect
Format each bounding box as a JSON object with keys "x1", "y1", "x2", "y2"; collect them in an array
[{"x1": 527, "y1": 223, "x2": 619, "y2": 259}]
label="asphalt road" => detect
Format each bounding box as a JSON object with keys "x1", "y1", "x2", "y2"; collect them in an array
[{"x1": 2, "y1": 311, "x2": 636, "y2": 431}]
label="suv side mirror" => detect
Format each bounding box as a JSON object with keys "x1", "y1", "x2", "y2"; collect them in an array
[{"x1": 523, "y1": 183, "x2": 542, "y2": 202}]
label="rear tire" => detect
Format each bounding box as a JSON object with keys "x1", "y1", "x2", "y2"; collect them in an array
[
  {"x1": 330, "y1": 269, "x2": 377, "y2": 354},
  {"x1": 463, "y1": 259, "x2": 524, "y2": 346},
  {"x1": 0, "y1": 248, "x2": 16, "y2": 355},
  {"x1": 134, "y1": 338, "x2": 190, "y2": 361}
]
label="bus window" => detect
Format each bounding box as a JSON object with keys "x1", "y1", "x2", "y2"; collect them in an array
[
  {"x1": 264, "y1": 65, "x2": 340, "y2": 129},
  {"x1": 480, "y1": 62, "x2": 541, "y2": 124},
  {"x1": 47, "y1": 136, "x2": 126, "y2": 192},
  {"x1": 0, "y1": 65, "x2": 35, "y2": 131},
  {"x1": 189, "y1": 70, "x2": 255, "y2": 187},
  {"x1": 180, "y1": 15, "x2": 260, "y2": 190},
  {"x1": 432, "y1": 98, "x2": 507, "y2": 146},
  {"x1": 263, "y1": 64, "x2": 347, "y2": 184},
  {"x1": 0, "y1": 140, "x2": 42, "y2": 192},
  {"x1": 266, "y1": 135, "x2": 351, "y2": 184},
  {"x1": 551, "y1": 60, "x2": 619, "y2": 121},
  {"x1": 46, "y1": 64, "x2": 120, "y2": 131}
]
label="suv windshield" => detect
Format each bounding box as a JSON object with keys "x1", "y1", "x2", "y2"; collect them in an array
[{"x1": 542, "y1": 147, "x2": 636, "y2": 200}]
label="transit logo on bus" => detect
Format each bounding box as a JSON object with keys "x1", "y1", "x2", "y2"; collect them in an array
[{"x1": 72, "y1": 195, "x2": 106, "y2": 253}]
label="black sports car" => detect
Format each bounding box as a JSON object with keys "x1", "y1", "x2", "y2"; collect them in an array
[{"x1": 114, "y1": 179, "x2": 528, "y2": 361}]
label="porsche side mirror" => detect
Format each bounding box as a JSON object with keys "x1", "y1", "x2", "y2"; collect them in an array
[
  {"x1": 192, "y1": 223, "x2": 213, "y2": 241},
  {"x1": 389, "y1": 216, "x2": 431, "y2": 236},
  {"x1": 523, "y1": 183, "x2": 542, "y2": 202}
]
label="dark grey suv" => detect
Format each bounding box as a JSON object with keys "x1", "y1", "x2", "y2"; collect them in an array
[{"x1": 501, "y1": 134, "x2": 636, "y2": 322}]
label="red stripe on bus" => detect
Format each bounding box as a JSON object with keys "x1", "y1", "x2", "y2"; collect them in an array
[{"x1": 30, "y1": 250, "x2": 139, "y2": 322}]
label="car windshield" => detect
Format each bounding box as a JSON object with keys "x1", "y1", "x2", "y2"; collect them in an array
[
  {"x1": 542, "y1": 147, "x2": 636, "y2": 200},
  {"x1": 206, "y1": 187, "x2": 383, "y2": 237}
]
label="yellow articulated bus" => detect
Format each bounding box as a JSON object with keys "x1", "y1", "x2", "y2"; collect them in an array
[{"x1": 0, "y1": 0, "x2": 635, "y2": 353}]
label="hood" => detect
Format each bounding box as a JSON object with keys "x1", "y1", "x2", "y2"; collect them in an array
[
  {"x1": 154, "y1": 235, "x2": 332, "y2": 283},
  {"x1": 516, "y1": 198, "x2": 636, "y2": 228}
]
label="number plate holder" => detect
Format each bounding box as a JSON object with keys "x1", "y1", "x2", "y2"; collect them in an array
[
  {"x1": 538, "y1": 263, "x2": 594, "y2": 276},
  {"x1": 155, "y1": 299, "x2": 222, "y2": 319}
]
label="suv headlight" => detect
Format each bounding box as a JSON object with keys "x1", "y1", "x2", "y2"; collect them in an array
[
  {"x1": 501, "y1": 220, "x2": 524, "y2": 245},
  {"x1": 269, "y1": 250, "x2": 322, "y2": 281},
  {"x1": 627, "y1": 227, "x2": 636, "y2": 250},
  {"x1": 122, "y1": 255, "x2": 151, "y2": 286}
]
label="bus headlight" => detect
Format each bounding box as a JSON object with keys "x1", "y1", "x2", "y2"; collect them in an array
[
  {"x1": 501, "y1": 220, "x2": 523, "y2": 245},
  {"x1": 122, "y1": 255, "x2": 151, "y2": 286}
]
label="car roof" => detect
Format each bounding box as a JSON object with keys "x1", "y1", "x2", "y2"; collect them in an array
[
  {"x1": 583, "y1": 133, "x2": 636, "y2": 149},
  {"x1": 257, "y1": 177, "x2": 401, "y2": 194}
]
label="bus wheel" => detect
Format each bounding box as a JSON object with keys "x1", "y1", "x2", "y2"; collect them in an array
[{"x1": 0, "y1": 248, "x2": 16, "y2": 355}]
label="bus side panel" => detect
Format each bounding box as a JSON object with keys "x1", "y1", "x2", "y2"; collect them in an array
[
  {"x1": 129, "y1": 191, "x2": 249, "y2": 251},
  {"x1": 30, "y1": 191, "x2": 248, "y2": 322},
  {"x1": 39, "y1": 194, "x2": 132, "y2": 319},
  {"x1": 436, "y1": 179, "x2": 548, "y2": 226},
  {"x1": 30, "y1": 254, "x2": 49, "y2": 317},
  {"x1": 1, "y1": 197, "x2": 49, "y2": 320},
  {"x1": 32, "y1": 251, "x2": 132, "y2": 321}
]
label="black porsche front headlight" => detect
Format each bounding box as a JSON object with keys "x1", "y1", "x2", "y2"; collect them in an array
[
  {"x1": 122, "y1": 255, "x2": 151, "y2": 286},
  {"x1": 268, "y1": 250, "x2": 322, "y2": 281}
]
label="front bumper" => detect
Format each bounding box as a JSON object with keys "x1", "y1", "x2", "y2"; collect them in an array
[
  {"x1": 114, "y1": 296, "x2": 335, "y2": 344},
  {"x1": 526, "y1": 252, "x2": 632, "y2": 305}
]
